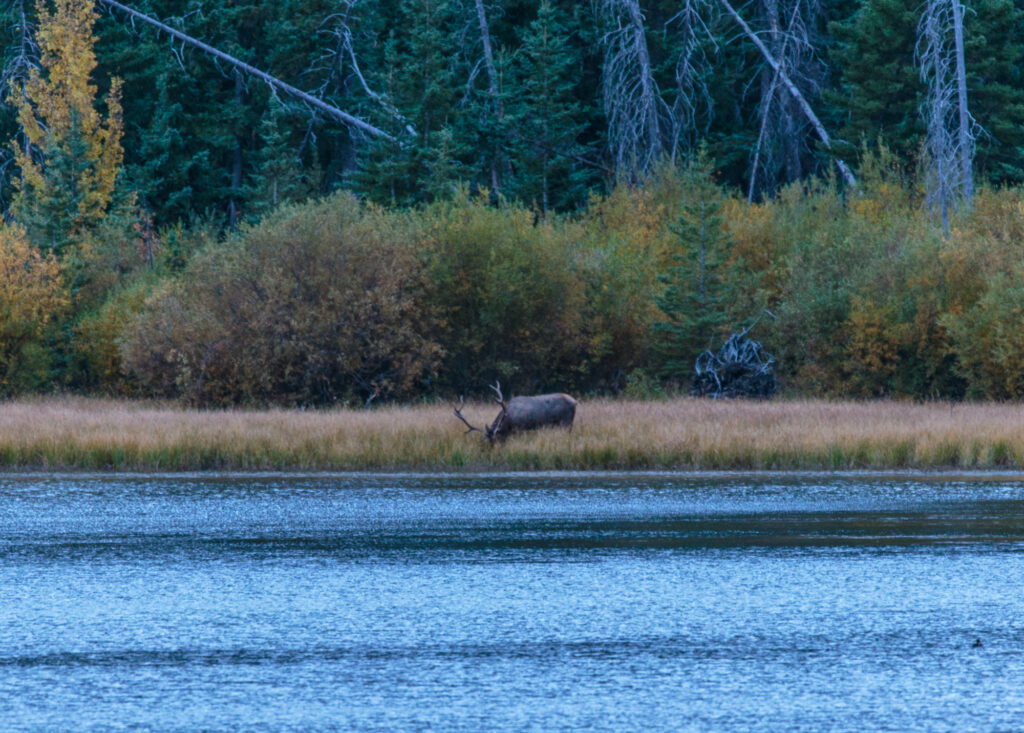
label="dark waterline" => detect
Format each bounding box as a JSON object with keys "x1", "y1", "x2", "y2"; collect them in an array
[{"x1": 2, "y1": 474, "x2": 1023, "y2": 731}]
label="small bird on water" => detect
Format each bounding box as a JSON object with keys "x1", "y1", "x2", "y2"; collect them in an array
[{"x1": 972, "y1": 638, "x2": 983, "y2": 649}]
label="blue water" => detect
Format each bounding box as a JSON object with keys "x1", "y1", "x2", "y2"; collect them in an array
[{"x1": 2, "y1": 473, "x2": 1024, "y2": 731}]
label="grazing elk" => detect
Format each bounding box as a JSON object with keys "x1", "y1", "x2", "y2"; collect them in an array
[{"x1": 454, "y1": 381, "x2": 577, "y2": 442}]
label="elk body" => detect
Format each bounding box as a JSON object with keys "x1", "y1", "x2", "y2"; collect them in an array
[{"x1": 455, "y1": 382, "x2": 577, "y2": 442}]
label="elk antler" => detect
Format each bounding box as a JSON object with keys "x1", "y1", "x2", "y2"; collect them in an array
[
  {"x1": 453, "y1": 397, "x2": 484, "y2": 434},
  {"x1": 490, "y1": 380, "x2": 507, "y2": 410}
]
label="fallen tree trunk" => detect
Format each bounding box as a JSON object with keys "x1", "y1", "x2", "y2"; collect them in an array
[{"x1": 97, "y1": 0, "x2": 393, "y2": 140}]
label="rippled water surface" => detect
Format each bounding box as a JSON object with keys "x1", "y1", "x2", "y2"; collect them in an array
[{"x1": 3, "y1": 473, "x2": 1024, "y2": 731}]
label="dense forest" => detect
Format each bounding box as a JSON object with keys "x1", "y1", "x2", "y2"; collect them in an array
[{"x1": 1, "y1": 0, "x2": 1024, "y2": 404}]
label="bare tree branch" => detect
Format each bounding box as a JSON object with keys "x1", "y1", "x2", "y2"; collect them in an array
[
  {"x1": 916, "y1": 0, "x2": 976, "y2": 234},
  {"x1": 1, "y1": 0, "x2": 37, "y2": 94},
  {"x1": 320, "y1": 15, "x2": 417, "y2": 136},
  {"x1": 0, "y1": 0, "x2": 39, "y2": 195},
  {"x1": 601, "y1": 0, "x2": 669, "y2": 180},
  {"x1": 667, "y1": 0, "x2": 715, "y2": 159}
]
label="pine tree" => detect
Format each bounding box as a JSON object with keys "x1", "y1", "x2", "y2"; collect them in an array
[
  {"x1": 653, "y1": 154, "x2": 735, "y2": 381},
  {"x1": 126, "y1": 66, "x2": 196, "y2": 224},
  {"x1": 963, "y1": 0, "x2": 1024, "y2": 185},
  {"x1": 508, "y1": 0, "x2": 590, "y2": 212},
  {"x1": 354, "y1": 0, "x2": 466, "y2": 205},
  {"x1": 244, "y1": 98, "x2": 311, "y2": 218},
  {"x1": 829, "y1": 0, "x2": 924, "y2": 163},
  {"x1": 10, "y1": 0, "x2": 124, "y2": 254}
]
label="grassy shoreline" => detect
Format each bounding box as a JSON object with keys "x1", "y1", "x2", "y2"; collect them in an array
[{"x1": 2, "y1": 396, "x2": 1024, "y2": 472}]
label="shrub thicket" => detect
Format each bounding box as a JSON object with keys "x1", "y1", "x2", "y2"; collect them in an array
[
  {"x1": 12, "y1": 149, "x2": 1024, "y2": 406},
  {"x1": 120, "y1": 195, "x2": 439, "y2": 405}
]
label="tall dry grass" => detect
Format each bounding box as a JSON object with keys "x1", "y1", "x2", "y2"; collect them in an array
[{"x1": 3, "y1": 396, "x2": 1024, "y2": 471}]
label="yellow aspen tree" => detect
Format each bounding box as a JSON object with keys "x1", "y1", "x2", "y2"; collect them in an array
[
  {"x1": 0, "y1": 223, "x2": 66, "y2": 392},
  {"x1": 10, "y1": 0, "x2": 124, "y2": 253}
]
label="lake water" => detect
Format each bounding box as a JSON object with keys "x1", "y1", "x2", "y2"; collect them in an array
[{"x1": 2, "y1": 473, "x2": 1023, "y2": 731}]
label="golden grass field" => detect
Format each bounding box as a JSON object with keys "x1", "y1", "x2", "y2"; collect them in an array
[{"x1": 2, "y1": 396, "x2": 1024, "y2": 471}]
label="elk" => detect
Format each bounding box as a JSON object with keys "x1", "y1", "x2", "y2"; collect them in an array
[{"x1": 454, "y1": 381, "x2": 577, "y2": 442}]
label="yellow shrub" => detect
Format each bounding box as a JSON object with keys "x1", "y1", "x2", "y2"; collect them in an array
[{"x1": 0, "y1": 223, "x2": 67, "y2": 392}]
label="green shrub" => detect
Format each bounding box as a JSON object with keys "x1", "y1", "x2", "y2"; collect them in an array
[{"x1": 422, "y1": 192, "x2": 590, "y2": 394}]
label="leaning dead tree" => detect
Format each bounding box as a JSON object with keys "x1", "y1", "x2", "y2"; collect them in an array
[
  {"x1": 97, "y1": 0, "x2": 393, "y2": 141},
  {"x1": 748, "y1": 0, "x2": 823, "y2": 202},
  {"x1": 916, "y1": 0, "x2": 975, "y2": 236},
  {"x1": 716, "y1": 0, "x2": 855, "y2": 187},
  {"x1": 601, "y1": 0, "x2": 670, "y2": 180}
]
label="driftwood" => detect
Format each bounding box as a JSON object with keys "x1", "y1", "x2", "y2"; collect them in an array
[{"x1": 691, "y1": 324, "x2": 776, "y2": 399}]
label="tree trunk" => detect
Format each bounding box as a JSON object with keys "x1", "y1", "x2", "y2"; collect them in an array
[
  {"x1": 229, "y1": 70, "x2": 244, "y2": 229},
  {"x1": 625, "y1": 0, "x2": 662, "y2": 162},
  {"x1": 474, "y1": 0, "x2": 502, "y2": 195},
  {"x1": 951, "y1": 0, "x2": 973, "y2": 202},
  {"x1": 475, "y1": 0, "x2": 499, "y2": 102}
]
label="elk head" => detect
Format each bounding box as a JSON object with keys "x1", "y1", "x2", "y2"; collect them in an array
[{"x1": 453, "y1": 381, "x2": 507, "y2": 443}]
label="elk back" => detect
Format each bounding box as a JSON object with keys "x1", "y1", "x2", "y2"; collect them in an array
[{"x1": 491, "y1": 393, "x2": 577, "y2": 438}]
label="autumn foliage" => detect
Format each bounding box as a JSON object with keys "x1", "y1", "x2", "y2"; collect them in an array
[
  {"x1": 5, "y1": 0, "x2": 1024, "y2": 406},
  {"x1": 0, "y1": 224, "x2": 66, "y2": 393},
  {"x1": 10, "y1": 0, "x2": 124, "y2": 252},
  {"x1": 120, "y1": 196, "x2": 440, "y2": 405}
]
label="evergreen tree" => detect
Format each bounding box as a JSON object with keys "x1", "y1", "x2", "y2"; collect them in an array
[
  {"x1": 127, "y1": 67, "x2": 196, "y2": 224},
  {"x1": 830, "y1": 0, "x2": 924, "y2": 163},
  {"x1": 243, "y1": 98, "x2": 312, "y2": 217},
  {"x1": 507, "y1": 0, "x2": 590, "y2": 212},
  {"x1": 653, "y1": 154, "x2": 735, "y2": 381},
  {"x1": 962, "y1": 0, "x2": 1024, "y2": 185},
  {"x1": 354, "y1": 0, "x2": 466, "y2": 205}
]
